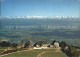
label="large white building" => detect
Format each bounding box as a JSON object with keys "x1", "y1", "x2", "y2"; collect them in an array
[{"x1": 54, "y1": 42, "x2": 59, "y2": 48}]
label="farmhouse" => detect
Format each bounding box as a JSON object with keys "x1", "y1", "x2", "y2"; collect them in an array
[
  {"x1": 24, "y1": 41, "x2": 34, "y2": 50},
  {"x1": 41, "y1": 44, "x2": 50, "y2": 49},
  {"x1": 17, "y1": 41, "x2": 60, "y2": 49},
  {"x1": 41, "y1": 44, "x2": 50, "y2": 47},
  {"x1": 49, "y1": 45, "x2": 54, "y2": 48},
  {"x1": 49, "y1": 42, "x2": 60, "y2": 48},
  {"x1": 34, "y1": 41, "x2": 60, "y2": 49},
  {"x1": 33, "y1": 44, "x2": 50, "y2": 49},
  {"x1": 54, "y1": 42, "x2": 59, "y2": 48}
]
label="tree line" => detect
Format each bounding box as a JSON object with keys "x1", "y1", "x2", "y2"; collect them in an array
[
  {"x1": 0, "y1": 41, "x2": 17, "y2": 47},
  {"x1": 59, "y1": 41, "x2": 80, "y2": 57}
]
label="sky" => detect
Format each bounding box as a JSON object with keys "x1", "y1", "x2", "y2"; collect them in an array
[{"x1": 1, "y1": 0, "x2": 80, "y2": 17}]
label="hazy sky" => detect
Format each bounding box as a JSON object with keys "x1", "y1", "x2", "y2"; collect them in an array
[{"x1": 1, "y1": 0, "x2": 80, "y2": 17}]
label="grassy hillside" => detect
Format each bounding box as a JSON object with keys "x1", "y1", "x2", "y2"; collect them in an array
[
  {"x1": 1, "y1": 49, "x2": 68, "y2": 57},
  {"x1": 42, "y1": 52, "x2": 67, "y2": 57}
]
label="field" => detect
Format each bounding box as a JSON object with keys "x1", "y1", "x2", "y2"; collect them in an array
[
  {"x1": 0, "y1": 19, "x2": 80, "y2": 46},
  {"x1": 1, "y1": 49, "x2": 68, "y2": 57},
  {"x1": 0, "y1": 29, "x2": 80, "y2": 46},
  {"x1": 42, "y1": 52, "x2": 67, "y2": 57}
]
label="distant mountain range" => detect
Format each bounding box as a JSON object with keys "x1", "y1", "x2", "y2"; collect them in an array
[{"x1": 1, "y1": 16, "x2": 80, "y2": 19}]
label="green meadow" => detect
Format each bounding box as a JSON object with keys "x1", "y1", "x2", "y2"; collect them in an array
[{"x1": 1, "y1": 49, "x2": 68, "y2": 57}]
